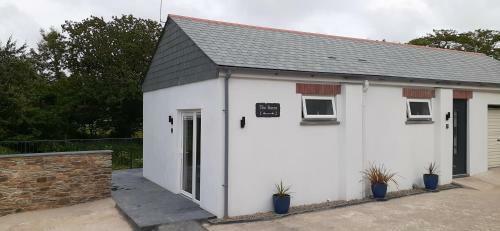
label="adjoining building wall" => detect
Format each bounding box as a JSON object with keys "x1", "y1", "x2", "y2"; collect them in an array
[
  {"x1": 143, "y1": 78, "x2": 225, "y2": 217},
  {"x1": 469, "y1": 91, "x2": 500, "y2": 175},
  {"x1": 0, "y1": 151, "x2": 111, "y2": 216}
]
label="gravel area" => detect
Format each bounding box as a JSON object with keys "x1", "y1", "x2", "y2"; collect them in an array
[{"x1": 208, "y1": 184, "x2": 460, "y2": 224}]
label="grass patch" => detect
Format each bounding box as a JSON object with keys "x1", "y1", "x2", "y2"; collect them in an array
[{"x1": 0, "y1": 146, "x2": 15, "y2": 155}]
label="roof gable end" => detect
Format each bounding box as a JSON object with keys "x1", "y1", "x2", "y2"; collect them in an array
[{"x1": 142, "y1": 17, "x2": 217, "y2": 92}]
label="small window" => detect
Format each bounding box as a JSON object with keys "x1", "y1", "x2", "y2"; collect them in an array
[
  {"x1": 406, "y1": 99, "x2": 432, "y2": 120},
  {"x1": 302, "y1": 96, "x2": 337, "y2": 120}
]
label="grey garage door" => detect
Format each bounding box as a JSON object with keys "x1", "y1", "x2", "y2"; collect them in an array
[{"x1": 488, "y1": 108, "x2": 500, "y2": 168}]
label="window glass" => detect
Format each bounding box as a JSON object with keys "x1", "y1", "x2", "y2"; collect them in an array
[
  {"x1": 406, "y1": 99, "x2": 432, "y2": 120},
  {"x1": 305, "y1": 99, "x2": 334, "y2": 115},
  {"x1": 409, "y1": 101, "x2": 431, "y2": 115},
  {"x1": 302, "y1": 96, "x2": 336, "y2": 120}
]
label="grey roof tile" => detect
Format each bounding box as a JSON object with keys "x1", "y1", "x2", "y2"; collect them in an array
[{"x1": 170, "y1": 15, "x2": 500, "y2": 85}]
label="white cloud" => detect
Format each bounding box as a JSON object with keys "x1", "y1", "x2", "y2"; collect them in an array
[
  {"x1": 1, "y1": 0, "x2": 499, "y2": 48},
  {"x1": 0, "y1": 3, "x2": 41, "y2": 47},
  {"x1": 363, "y1": 0, "x2": 436, "y2": 42}
]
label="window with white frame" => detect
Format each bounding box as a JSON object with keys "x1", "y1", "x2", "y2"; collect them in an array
[
  {"x1": 406, "y1": 99, "x2": 432, "y2": 120},
  {"x1": 302, "y1": 95, "x2": 337, "y2": 120}
]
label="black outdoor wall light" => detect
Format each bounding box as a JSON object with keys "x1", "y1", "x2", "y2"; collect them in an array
[
  {"x1": 240, "y1": 116, "x2": 246, "y2": 128},
  {"x1": 168, "y1": 115, "x2": 174, "y2": 133},
  {"x1": 445, "y1": 112, "x2": 451, "y2": 121}
]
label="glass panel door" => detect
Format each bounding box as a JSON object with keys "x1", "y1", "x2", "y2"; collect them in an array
[
  {"x1": 195, "y1": 114, "x2": 201, "y2": 201},
  {"x1": 182, "y1": 115, "x2": 194, "y2": 194},
  {"x1": 181, "y1": 112, "x2": 201, "y2": 202}
]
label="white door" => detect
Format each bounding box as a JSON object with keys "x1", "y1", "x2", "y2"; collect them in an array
[
  {"x1": 181, "y1": 111, "x2": 201, "y2": 202},
  {"x1": 488, "y1": 108, "x2": 500, "y2": 168}
]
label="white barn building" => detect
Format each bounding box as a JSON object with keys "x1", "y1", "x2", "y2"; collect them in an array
[{"x1": 142, "y1": 15, "x2": 500, "y2": 218}]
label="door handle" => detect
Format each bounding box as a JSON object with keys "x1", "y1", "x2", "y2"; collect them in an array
[{"x1": 497, "y1": 138, "x2": 500, "y2": 142}]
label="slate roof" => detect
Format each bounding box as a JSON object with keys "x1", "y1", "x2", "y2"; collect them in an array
[{"x1": 169, "y1": 14, "x2": 500, "y2": 85}]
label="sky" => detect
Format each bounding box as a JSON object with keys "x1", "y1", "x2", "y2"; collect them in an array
[{"x1": 1, "y1": 0, "x2": 500, "y2": 48}]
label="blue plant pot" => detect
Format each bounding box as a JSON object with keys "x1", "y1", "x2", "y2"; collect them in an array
[
  {"x1": 273, "y1": 194, "x2": 290, "y2": 214},
  {"x1": 423, "y1": 174, "x2": 439, "y2": 190},
  {"x1": 371, "y1": 183, "x2": 388, "y2": 199}
]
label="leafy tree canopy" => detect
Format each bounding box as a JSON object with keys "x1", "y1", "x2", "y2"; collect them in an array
[
  {"x1": 0, "y1": 15, "x2": 162, "y2": 140},
  {"x1": 55, "y1": 15, "x2": 162, "y2": 138},
  {"x1": 408, "y1": 29, "x2": 500, "y2": 60},
  {"x1": 0, "y1": 38, "x2": 42, "y2": 140}
]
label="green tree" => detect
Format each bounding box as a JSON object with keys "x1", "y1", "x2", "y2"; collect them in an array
[
  {"x1": 31, "y1": 15, "x2": 162, "y2": 138},
  {"x1": 0, "y1": 38, "x2": 42, "y2": 140},
  {"x1": 31, "y1": 29, "x2": 67, "y2": 82},
  {"x1": 409, "y1": 29, "x2": 500, "y2": 60},
  {"x1": 60, "y1": 15, "x2": 162, "y2": 137},
  {"x1": 27, "y1": 30, "x2": 74, "y2": 139},
  {"x1": 2, "y1": 15, "x2": 161, "y2": 140}
]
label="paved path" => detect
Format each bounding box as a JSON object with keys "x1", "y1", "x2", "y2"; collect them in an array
[
  {"x1": 207, "y1": 168, "x2": 500, "y2": 231},
  {"x1": 112, "y1": 169, "x2": 214, "y2": 230}
]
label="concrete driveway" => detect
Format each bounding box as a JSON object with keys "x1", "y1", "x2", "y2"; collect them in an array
[
  {"x1": 0, "y1": 198, "x2": 132, "y2": 231},
  {"x1": 207, "y1": 168, "x2": 500, "y2": 231},
  {"x1": 0, "y1": 169, "x2": 498, "y2": 231}
]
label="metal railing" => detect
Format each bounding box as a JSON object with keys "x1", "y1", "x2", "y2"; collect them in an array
[{"x1": 0, "y1": 138, "x2": 143, "y2": 170}]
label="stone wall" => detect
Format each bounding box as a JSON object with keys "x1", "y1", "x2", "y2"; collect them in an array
[{"x1": 0, "y1": 150, "x2": 112, "y2": 216}]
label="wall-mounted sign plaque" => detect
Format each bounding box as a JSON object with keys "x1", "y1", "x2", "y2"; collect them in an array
[{"x1": 256, "y1": 103, "x2": 280, "y2": 117}]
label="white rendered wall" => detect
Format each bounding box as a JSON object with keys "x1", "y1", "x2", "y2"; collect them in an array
[
  {"x1": 433, "y1": 89, "x2": 453, "y2": 184},
  {"x1": 364, "y1": 86, "x2": 453, "y2": 191},
  {"x1": 338, "y1": 84, "x2": 364, "y2": 200},
  {"x1": 143, "y1": 78, "x2": 225, "y2": 217},
  {"x1": 227, "y1": 78, "x2": 355, "y2": 216},
  {"x1": 143, "y1": 74, "x2": 499, "y2": 218},
  {"x1": 227, "y1": 77, "x2": 458, "y2": 216},
  {"x1": 469, "y1": 91, "x2": 500, "y2": 175}
]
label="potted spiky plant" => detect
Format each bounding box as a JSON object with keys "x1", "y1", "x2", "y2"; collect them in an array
[
  {"x1": 362, "y1": 163, "x2": 398, "y2": 200},
  {"x1": 423, "y1": 162, "x2": 439, "y2": 191},
  {"x1": 272, "y1": 180, "x2": 291, "y2": 214}
]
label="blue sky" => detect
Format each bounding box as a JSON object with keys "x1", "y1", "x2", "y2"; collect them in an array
[{"x1": 1, "y1": 0, "x2": 499, "y2": 48}]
